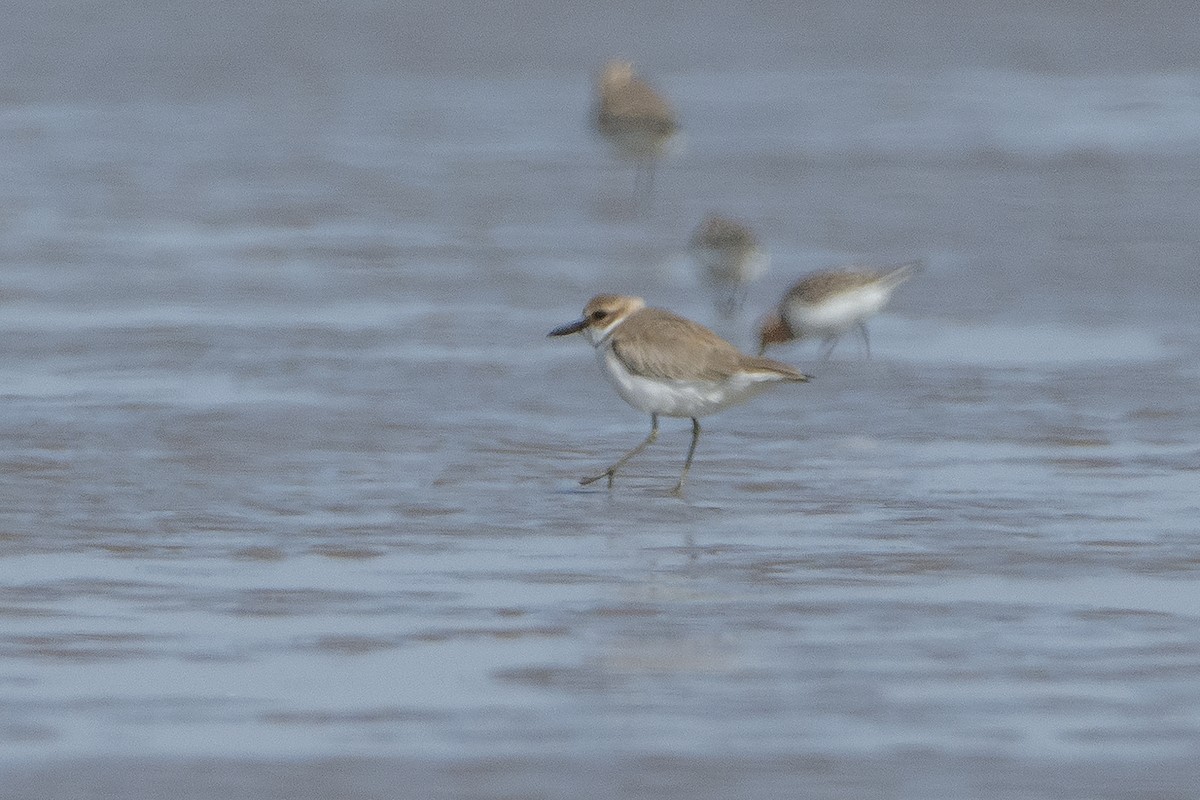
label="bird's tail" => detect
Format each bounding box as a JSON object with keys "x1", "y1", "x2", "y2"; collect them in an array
[
  {"x1": 879, "y1": 259, "x2": 925, "y2": 289},
  {"x1": 742, "y1": 356, "x2": 811, "y2": 382}
]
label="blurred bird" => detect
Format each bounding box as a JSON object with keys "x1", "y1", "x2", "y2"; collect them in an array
[
  {"x1": 594, "y1": 60, "x2": 679, "y2": 201},
  {"x1": 758, "y1": 261, "x2": 923, "y2": 358},
  {"x1": 688, "y1": 214, "x2": 769, "y2": 318}
]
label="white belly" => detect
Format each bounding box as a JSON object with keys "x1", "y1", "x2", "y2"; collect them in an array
[
  {"x1": 604, "y1": 127, "x2": 676, "y2": 160},
  {"x1": 694, "y1": 247, "x2": 768, "y2": 286},
  {"x1": 785, "y1": 285, "x2": 890, "y2": 337},
  {"x1": 597, "y1": 347, "x2": 780, "y2": 418}
]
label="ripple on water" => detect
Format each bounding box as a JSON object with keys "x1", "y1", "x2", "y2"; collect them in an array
[
  {"x1": 875, "y1": 318, "x2": 1168, "y2": 365},
  {"x1": 4, "y1": 633, "x2": 162, "y2": 663}
]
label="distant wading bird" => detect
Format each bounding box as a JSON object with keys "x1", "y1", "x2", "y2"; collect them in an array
[
  {"x1": 595, "y1": 60, "x2": 679, "y2": 201},
  {"x1": 688, "y1": 214, "x2": 769, "y2": 317},
  {"x1": 758, "y1": 261, "x2": 923, "y2": 358},
  {"x1": 550, "y1": 294, "x2": 809, "y2": 495}
]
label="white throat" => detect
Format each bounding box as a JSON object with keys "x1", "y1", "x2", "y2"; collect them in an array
[{"x1": 585, "y1": 315, "x2": 629, "y2": 347}]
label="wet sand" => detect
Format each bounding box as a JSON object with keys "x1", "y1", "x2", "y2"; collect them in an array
[{"x1": 1, "y1": 1, "x2": 1199, "y2": 797}]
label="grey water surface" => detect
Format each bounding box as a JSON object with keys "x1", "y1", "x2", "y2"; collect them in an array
[{"x1": 1, "y1": 2, "x2": 1199, "y2": 798}]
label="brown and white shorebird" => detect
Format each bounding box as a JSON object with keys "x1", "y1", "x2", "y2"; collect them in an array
[
  {"x1": 688, "y1": 214, "x2": 769, "y2": 317},
  {"x1": 549, "y1": 294, "x2": 809, "y2": 495},
  {"x1": 758, "y1": 261, "x2": 923, "y2": 358},
  {"x1": 594, "y1": 60, "x2": 679, "y2": 199}
]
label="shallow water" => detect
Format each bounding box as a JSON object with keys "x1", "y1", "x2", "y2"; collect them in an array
[{"x1": 2, "y1": 2, "x2": 1200, "y2": 798}]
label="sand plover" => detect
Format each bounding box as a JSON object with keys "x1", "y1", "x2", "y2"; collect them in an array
[
  {"x1": 550, "y1": 294, "x2": 809, "y2": 495},
  {"x1": 688, "y1": 214, "x2": 769, "y2": 317},
  {"x1": 594, "y1": 61, "x2": 679, "y2": 200},
  {"x1": 758, "y1": 261, "x2": 922, "y2": 358}
]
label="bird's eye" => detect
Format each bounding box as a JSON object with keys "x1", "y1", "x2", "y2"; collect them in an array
[{"x1": 591, "y1": 310, "x2": 607, "y2": 320}]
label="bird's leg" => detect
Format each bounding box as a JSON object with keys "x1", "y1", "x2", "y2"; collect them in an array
[
  {"x1": 856, "y1": 322, "x2": 871, "y2": 358},
  {"x1": 717, "y1": 289, "x2": 737, "y2": 319},
  {"x1": 581, "y1": 414, "x2": 659, "y2": 488},
  {"x1": 671, "y1": 417, "x2": 702, "y2": 496},
  {"x1": 723, "y1": 284, "x2": 749, "y2": 319},
  {"x1": 733, "y1": 285, "x2": 748, "y2": 315},
  {"x1": 819, "y1": 336, "x2": 838, "y2": 361},
  {"x1": 637, "y1": 159, "x2": 657, "y2": 207}
]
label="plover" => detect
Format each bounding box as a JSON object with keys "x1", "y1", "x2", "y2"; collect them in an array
[
  {"x1": 594, "y1": 60, "x2": 679, "y2": 200},
  {"x1": 688, "y1": 214, "x2": 769, "y2": 317},
  {"x1": 550, "y1": 294, "x2": 809, "y2": 495},
  {"x1": 758, "y1": 261, "x2": 922, "y2": 358}
]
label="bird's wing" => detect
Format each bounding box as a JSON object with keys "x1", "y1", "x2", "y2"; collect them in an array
[{"x1": 609, "y1": 309, "x2": 744, "y2": 382}]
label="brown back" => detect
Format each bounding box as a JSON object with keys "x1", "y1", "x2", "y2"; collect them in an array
[
  {"x1": 610, "y1": 309, "x2": 807, "y2": 382},
  {"x1": 597, "y1": 66, "x2": 677, "y2": 134}
]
